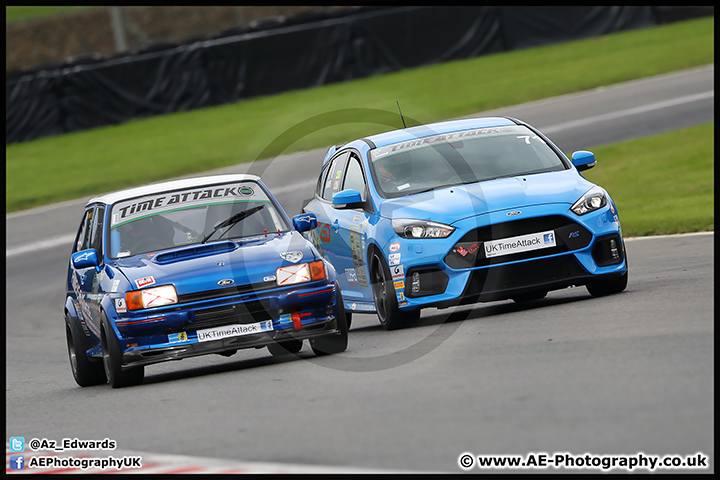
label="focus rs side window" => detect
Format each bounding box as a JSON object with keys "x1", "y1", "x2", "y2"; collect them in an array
[
  {"x1": 343, "y1": 155, "x2": 367, "y2": 202},
  {"x1": 321, "y1": 152, "x2": 349, "y2": 201}
]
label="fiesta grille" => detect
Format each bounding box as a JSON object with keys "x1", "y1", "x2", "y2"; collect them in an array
[
  {"x1": 464, "y1": 255, "x2": 587, "y2": 300},
  {"x1": 177, "y1": 282, "x2": 277, "y2": 304},
  {"x1": 188, "y1": 299, "x2": 274, "y2": 331},
  {"x1": 445, "y1": 215, "x2": 592, "y2": 269}
]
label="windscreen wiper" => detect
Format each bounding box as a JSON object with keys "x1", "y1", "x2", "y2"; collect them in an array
[{"x1": 201, "y1": 205, "x2": 264, "y2": 244}]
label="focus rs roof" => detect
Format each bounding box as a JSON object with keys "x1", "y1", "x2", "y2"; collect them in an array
[
  {"x1": 87, "y1": 174, "x2": 261, "y2": 206},
  {"x1": 363, "y1": 116, "x2": 519, "y2": 149}
]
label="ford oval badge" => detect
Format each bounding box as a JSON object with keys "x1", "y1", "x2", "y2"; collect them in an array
[
  {"x1": 507, "y1": 210, "x2": 522, "y2": 216},
  {"x1": 218, "y1": 279, "x2": 234, "y2": 287}
]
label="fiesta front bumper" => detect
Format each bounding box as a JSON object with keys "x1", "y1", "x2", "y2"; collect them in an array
[{"x1": 108, "y1": 281, "x2": 341, "y2": 368}]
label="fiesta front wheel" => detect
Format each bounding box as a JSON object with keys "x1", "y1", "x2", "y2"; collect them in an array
[
  {"x1": 100, "y1": 313, "x2": 144, "y2": 388},
  {"x1": 310, "y1": 284, "x2": 349, "y2": 356},
  {"x1": 370, "y1": 250, "x2": 420, "y2": 331},
  {"x1": 65, "y1": 312, "x2": 106, "y2": 387}
]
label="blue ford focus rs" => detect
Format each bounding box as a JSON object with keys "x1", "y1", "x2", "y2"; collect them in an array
[
  {"x1": 302, "y1": 117, "x2": 628, "y2": 330},
  {"x1": 64, "y1": 174, "x2": 347, "y2": 388}
]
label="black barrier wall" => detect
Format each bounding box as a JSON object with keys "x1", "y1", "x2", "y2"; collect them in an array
[{"x1": 4, "y1": 6, "x2": 692, "y2": 144}]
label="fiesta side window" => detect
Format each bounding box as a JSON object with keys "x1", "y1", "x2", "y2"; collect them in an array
[
  {"x1": 74, "y1": 208, "x2": 94, "y2": 253},
  {"x1": 89, "y1": 205, "x2": 105, "y2": 258}
]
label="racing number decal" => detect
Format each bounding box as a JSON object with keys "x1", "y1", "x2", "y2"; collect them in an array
[{"x1": 319, "y1": 222, "x2": 331, "y2": 242}]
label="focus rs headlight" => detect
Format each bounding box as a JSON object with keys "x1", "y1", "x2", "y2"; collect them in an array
[
  {"x1": 126, "y1": 285, "x2": 178, "y2": 311},
  {"x1": 571, "y1": 186, "x2": 607, "y2": 215},
  {"x1": 392, "y1": 219, "x2": 455, "y2": 239}
]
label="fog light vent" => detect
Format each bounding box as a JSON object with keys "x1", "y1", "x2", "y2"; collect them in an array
[
  {"x1": 411, "y1": 272, "x2": 421, "y2": 294},
  {"x1": 405, "y1": 267, "x2": 449, "y2": 298}
]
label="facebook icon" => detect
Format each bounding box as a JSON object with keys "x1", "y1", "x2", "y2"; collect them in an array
[{"x1": 10, "y1": 454, "x2": 25, "y2": 470}]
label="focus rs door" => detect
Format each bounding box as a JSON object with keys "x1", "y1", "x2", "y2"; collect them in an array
[{"x1": 329, "y1": 153, "x2": 374, "y2": 302}]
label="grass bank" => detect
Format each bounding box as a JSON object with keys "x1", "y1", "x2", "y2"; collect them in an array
[{"x1": 6, "y1": 16, "x2": 714, "y2": 224}]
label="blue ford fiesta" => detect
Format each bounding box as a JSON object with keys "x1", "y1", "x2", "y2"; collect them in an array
[
  {"x1": 302, "y1": 117, "x2": 628, "y2": 330},
  {"x1": 64, "y1": 174, "x2": 347, "y2": 388}
]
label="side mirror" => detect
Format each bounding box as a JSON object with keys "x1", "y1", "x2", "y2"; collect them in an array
[
  {"x1": 293, "y1": 213, "x2": 318, "y2": 233},
  {"x1": 332, "y1": 189, "x2": 363, "y2": 209},
  {"x1": 71, "y1": 249, "x2": 100, "y2": 269},
  {"x1": 571, "y1": 150, "x2": 597, "y2": 172}
]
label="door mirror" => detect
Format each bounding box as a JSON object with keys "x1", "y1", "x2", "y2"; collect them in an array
[
  {"x1": 71, "y1": 249, "x2": 100, "y2": 269},
  {"x1": 571, "y1": 150, "x2": 597, "y2": 172},
  {"x1": 332, "y1": 189, "x2": 363, "y2": 209},
  {"x1": 293, "y1": 213, "x2": 318, "y2": 233}
]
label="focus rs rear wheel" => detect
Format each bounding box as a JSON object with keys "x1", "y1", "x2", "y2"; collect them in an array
[
  {"x1": 65, "y1": 313, "x2": 106, "y2": 387},
  {"x1": 100, "y1": 313, "x2": 144, "y2": 388},
  {"x1": 371, "y1": 251, "x2": 420, "y2": 331}
]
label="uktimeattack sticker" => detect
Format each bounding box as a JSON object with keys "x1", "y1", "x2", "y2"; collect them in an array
[{"x1": 484, "y1": 231, "x2": 556, "y2": 258}]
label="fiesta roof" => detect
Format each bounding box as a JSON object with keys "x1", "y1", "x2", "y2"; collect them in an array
[{"x1": 87, "y1": 174, "x2": 261, "y2": 206}]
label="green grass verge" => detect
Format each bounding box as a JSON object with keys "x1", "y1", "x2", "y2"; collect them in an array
[
  {"x1": 5, "y1": 6, "x2": 96, "y2": 24},
  {"x1": 6, "y1": 16, "x2": 715, "y2": 229},
  {"x1": 583, "y1": 122, "x2": 714, "y2": 238}
]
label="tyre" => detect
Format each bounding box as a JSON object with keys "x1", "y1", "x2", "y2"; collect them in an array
[
  {"x1": 65, "y1": 313, "x2": 106, "y2": 387},
  {"x1": 346, "y1": 312, "x2": 352, "y2": 330},
  {"x1": 586, "y1": 271, "x2": 628, "y2": 297},
  {"x1": 310, "y1": 284, "x2": 349, "y2": 356},
  {"x1": 100, "y1": 313, "x2": 144, "y2": 388},
  {"x1": 512, "y1": 291, "x2": 547, "y2": 303},
  {"x1": 267, "y1": 339, "x2": 303, "y2": 356},
  {"x1": 370, "y1": 250, "x2": 420, "y2": 330}
]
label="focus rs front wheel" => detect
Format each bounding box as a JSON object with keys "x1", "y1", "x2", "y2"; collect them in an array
[
  {"x1": 587, "y1": 271, "x2": 628, "y2": 297},
  {"x1": 370, "y1": 251, "x2": 420, "y2": 331}
]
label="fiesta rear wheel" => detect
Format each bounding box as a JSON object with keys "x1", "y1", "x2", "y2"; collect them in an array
[
  {"x1": 267, "y1": 339, "x2": 303, "y2": 356},
  {"x1": 100, "y1": 314, "x2": 144, "y2": 388},
  {"x1": 370, "y1": 250, "x2": 420, "y2": 331},
  {"x1": 65, "y1": 313, "x2": 106, "y2": 387},
  {"x1": 310, "y1": 284, "x2": 349, "y2": 356}
]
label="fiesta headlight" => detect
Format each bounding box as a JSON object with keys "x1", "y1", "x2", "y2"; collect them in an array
[
  {"x1": 276, "y1": 261, "x2": 325, "y2": 286},
  {"x1": 126, "y1": 285, "x2": 178, "y2": 311},
  {"x1": 392, "y1": 219, "x2": 455, "y2": 239},
  {"x1": 571, "y1": 186, "x2": 607, "y2": 215}
]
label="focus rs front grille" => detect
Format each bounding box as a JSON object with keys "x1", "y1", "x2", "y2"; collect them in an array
[
  {"x1": 445, "y1": 215, "x2": 592, "y2": 269},
  {"x1": 464, "y1": 255, "x2": 588, "y2": 300}
]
